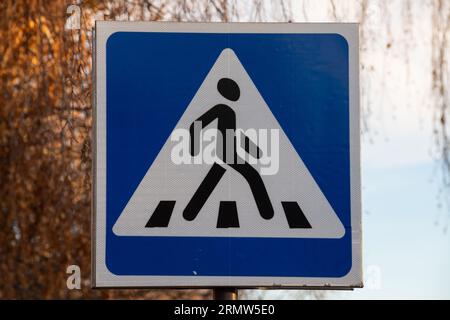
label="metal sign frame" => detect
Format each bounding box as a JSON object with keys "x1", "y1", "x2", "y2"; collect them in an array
[{"x1": 92, "y1": 22, "x2": 362, "y2": 289}]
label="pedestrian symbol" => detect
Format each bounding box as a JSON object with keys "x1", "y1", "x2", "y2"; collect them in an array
[{"x1": 113, "y1": 49, "x2": 345, "y2": 238}]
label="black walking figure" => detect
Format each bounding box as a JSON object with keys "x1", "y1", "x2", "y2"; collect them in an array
[{"x1": 183, "y1": 78, "x2": 274, "y2": 223}]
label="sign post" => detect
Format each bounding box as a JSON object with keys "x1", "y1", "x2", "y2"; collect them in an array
[
  {"x1": 92, "y1": 22, "x2": 362, "y2": 291},
  {"x1": 213, "y1": 288, "x2": 238, "y2": 300}
]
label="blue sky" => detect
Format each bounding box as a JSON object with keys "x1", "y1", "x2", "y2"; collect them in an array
[
  {"x1": 337, "y1": 136, "x2": 450, "y2": 299},
  {"x1": 248, "y1": 1, "x2": 450, "y2": 299}
]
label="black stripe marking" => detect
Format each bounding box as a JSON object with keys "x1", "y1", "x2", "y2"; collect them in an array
[
  {"x1": 145, "y1": 201, "x2": 176, "y2": 227},
  {"x1": 281, "y1": 201, "x2": 312, "y2": 229},
  {"x1": 217, "y1": 201, "x2": 239, "y2": 228}
]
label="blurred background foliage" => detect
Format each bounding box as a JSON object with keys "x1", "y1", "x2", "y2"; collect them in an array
[{"x1": 0, "y1": 0, "x2": 449, "y2": 299}]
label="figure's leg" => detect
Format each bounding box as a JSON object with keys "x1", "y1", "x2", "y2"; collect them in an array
[
  {"x1": 230, "y1": 161, "x2": 274, "y2": 220},
  {"x1": 183, "y1": 163, "x2": 226, "y2": 221}
]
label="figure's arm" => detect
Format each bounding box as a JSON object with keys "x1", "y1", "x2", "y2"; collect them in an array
[
  {"x1": 189, "y1": 106, "x2": 220, "y2": 156},
  {"x1": 240, "y1": 132, "x2": 263, "y2": 159}
]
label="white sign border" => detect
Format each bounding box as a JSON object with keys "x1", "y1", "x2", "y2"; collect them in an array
[{"x1": 93, "y1": 21, "x2": 362, "y2": 289}]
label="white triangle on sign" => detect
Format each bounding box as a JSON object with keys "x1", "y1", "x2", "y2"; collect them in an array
[{"x1": 112, "y1": 48, "x2": 345, "y2": 239}]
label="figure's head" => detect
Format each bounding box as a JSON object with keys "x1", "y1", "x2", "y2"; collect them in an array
[{"x1": 217, "y1": 78, "x2": 240, "y2": 102}]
